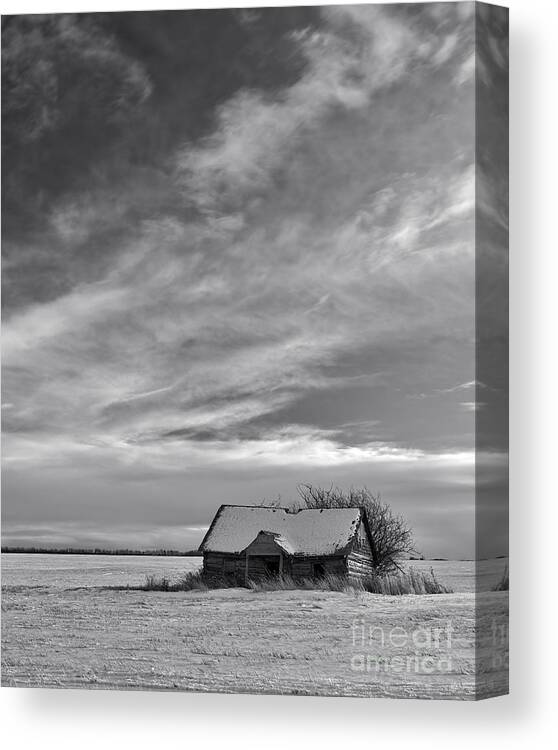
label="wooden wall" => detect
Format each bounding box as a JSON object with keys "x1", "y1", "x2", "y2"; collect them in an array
[
  {"x1": 346, "y1": 521, "x2": 375, "y2": 579},
  {"x1": 203, "y1": 522, "x2": 376, "y2": 582},
  {"x1": 346, "y1": 549, "x2": 375, "y2": 578},
  {"x1": 290, "y1": 555, "x2": 346, "y2": 578},
  {"x1": 203, "y1": 552, "x2": 245, "y2": 577},
  {"x1": 204, "y1": 551, "x2": 349, "y2": 579}
]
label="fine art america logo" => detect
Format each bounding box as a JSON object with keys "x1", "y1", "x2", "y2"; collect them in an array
[
  {"x1": 350, "y1": 615, "x2": 509, "y2": 675},
  {"x1": 350, "y1": 618, "x2": 454, "y2": 674}
]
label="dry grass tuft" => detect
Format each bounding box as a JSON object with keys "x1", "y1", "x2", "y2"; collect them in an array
[
  {"x1": 247, "y1": 573, "x2": 349, "y2": 593},
  {"x1": 140, "y1": 567, "x2": 452, "y2": 595},
  {"x1": 359, "y1": 567, "x2": 452, "y2": 594}
]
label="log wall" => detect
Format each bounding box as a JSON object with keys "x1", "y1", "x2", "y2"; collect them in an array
[
  {"x1": 204, "y1": 547, "x2": 375, "y2": 581},
  {"x1": 346, "y1": 549, "x2": 376, "y2": 578},
  {"x1": 346, "y1": 520, "x2": 376, "y2": 579},
  {"x1": 203, "y1": 552, "x2": 245, "y2": 577},
  {"x1": 290, "y1": 555, "x2": 346, "y2": 578}
]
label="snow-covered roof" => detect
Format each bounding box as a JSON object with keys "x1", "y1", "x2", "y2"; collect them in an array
[{"x1": 199, "y1": 505, "x2": 364, "y2": 556}]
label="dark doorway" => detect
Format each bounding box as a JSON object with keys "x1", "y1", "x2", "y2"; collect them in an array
[
  {"x1": 313, "y1": 563, "x2": 325, "y2": 578},
  {"x1": 265, "y1": 558, "x2": 280, "y2": 576}
]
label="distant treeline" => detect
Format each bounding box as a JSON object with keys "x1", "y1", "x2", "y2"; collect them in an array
[{"x1": 1, "y1": 547, "x2": 201, "y2": 556}]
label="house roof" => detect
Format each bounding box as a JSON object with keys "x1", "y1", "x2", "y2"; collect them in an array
[{"x1": 199, "y1": 505, "x2": 365, "y2": 556}]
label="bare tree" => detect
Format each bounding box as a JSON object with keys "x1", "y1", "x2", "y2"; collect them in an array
[{"x1": 296, "y1": 484, "x2": 415, "y2": 573}]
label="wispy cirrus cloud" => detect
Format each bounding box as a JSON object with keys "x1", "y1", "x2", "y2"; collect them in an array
[{"x1": 3, "y1": 4, "x2": 476, "y2": 455}]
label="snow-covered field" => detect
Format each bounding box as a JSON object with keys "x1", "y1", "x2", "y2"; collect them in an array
[
  {"x1": 1, "y1": 553, "x2": 203, "y2": 589},
  {"x1": 1, "y1": 554, "x2": 508, "y2": 699}
]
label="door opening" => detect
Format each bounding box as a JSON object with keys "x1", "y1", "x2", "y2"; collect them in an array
[
  {"x1": 265, "y1": 558, "x2": 280, "y2": 576},
  {"x1": 313, "y1": 563, "x2": 325, "y2": 578}
]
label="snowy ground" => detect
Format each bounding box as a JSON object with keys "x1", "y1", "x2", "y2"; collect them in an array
[{"x1": 1, "y1": 555, "x2": 507, "y2": 699}]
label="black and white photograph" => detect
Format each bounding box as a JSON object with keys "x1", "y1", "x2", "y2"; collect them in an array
[{"x1": 1, "y1": 2, "x2": 508, "y2": 701}]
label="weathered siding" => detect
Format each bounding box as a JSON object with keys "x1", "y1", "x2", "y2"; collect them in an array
[
  {"x1": 244, "y1": 533, "x2": 285, "y2": 557},
  {"x1": 290, "y1": 555, "x2": 346, "y2": 578},
  {"x1": 346, "y1": 550, "x2": 375, "y2": 578},
  {"x1": 346, "y1": 520, "x2": 375, "y2": 578},
  {"x1": 203, "y1": 552, "x2": 245, "y2": 577},
  {"x1": 203, "y1": 551, "x2": 289, "y2": 579},
  {"x1": 204, "y1": 551, "x2": 348, "y2": 579}
]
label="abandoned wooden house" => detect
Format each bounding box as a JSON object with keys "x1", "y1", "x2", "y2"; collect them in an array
[{"x1": 199, "y1": 505, "x2": 377, "y2": 581}]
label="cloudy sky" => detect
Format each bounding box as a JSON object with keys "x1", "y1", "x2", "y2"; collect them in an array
[{"x1": 1, "y1": 4, "x2": 508, "y2": 557}]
